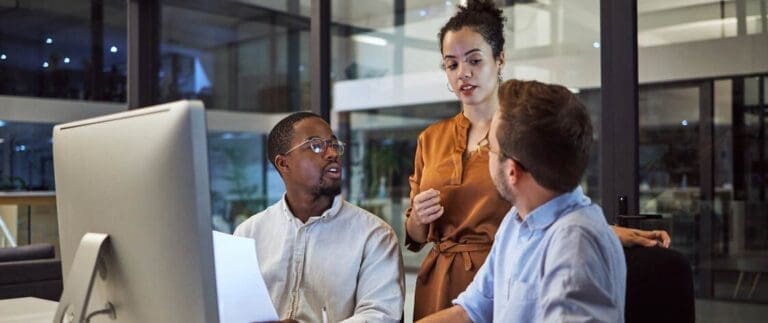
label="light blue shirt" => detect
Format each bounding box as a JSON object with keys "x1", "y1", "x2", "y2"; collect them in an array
[{"x1": 454, "y1": 187, "x2": 626, "y2": 322}]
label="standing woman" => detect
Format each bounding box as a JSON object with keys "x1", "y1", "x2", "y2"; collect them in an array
[
  {"x1": 405, "y1": 2, "x2": 510, "y2": 319},
  {"x1": 405, "y1": 0, "x2": 670, "y2": 320}
]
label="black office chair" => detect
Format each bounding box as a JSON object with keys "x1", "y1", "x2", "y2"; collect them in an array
[{"x1": 624, "y1": 246, "x2": 695, "y2": 323}]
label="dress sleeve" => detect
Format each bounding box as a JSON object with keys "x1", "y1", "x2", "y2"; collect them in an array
[{"x1": 404, "y1": 133, "x2": 426, "y2": 252}]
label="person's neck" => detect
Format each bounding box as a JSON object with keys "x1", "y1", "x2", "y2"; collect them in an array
[
  {"x1": 514, "y1": 184, "x2": 559, "y2": 221},
  {"x1": 462, "y1": 99, "x2": 498, "y2": 125},
  {"x1": 284, "y1": 189, "x2": 334, "y2": 223}
]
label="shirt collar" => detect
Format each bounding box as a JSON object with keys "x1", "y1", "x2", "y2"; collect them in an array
[
  {"x1": 513, "y1": 186, "x2": 591, "y2": 231},
  {"x1": 454, "y1": 112, "x2": 470, "y2": 129},
  {"x1": 453, "y1": 113, "x2": 470, "y2": 154},
  {"x1": 280, "y1": 193, "x2": 344, "y2": 224}
]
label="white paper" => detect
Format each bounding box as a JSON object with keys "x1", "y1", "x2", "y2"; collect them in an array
[{"x1": 213, "y1": 231, "x2": 279, "y2": 323}]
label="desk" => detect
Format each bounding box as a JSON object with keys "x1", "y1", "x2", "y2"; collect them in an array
[{"x1": 0, "y1": 297, "x2": 57, "y2": 323}]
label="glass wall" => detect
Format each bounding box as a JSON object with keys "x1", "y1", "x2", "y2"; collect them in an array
[
  {"x1": 159, "y1": 0, "x2": 313, "y2": 232},
  {"x1": 207, "y1": 130, "x2": 284, "y2": 233},
  {"x1": 638, "y1": 0, "x2": 768, "y2": 311},
  {"x1": 1, "y1": 1, "x2": 309, "y2": 250},
  {"x1": 0, "y1": 0, "x2": 127, "y2": 192},
  {"x1": 0, "y1": 0, "x2": 128, "y2": 252},
  {"x1": 0, "y1": 0, "x2": 127, "y2": 101},
  {"x1": 158, "y1": 0, "x2": 312, "y2": 113},
  {"x1": 0, "y1": 121, "x2": 55, "y2": 191},
  {"x1": 332, "y1": 0, "x2": 602, "y2": 269}
]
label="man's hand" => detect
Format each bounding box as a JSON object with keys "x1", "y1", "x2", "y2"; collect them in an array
[{"x1": 612, "y1": 225, "x2": 671, "y2": 248}]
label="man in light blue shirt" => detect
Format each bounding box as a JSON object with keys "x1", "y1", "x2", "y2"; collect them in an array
[{"x1": 419, "y1": 79, "x2": 626, "y2": 322}]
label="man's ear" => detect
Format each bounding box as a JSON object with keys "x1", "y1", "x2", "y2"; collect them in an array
[
  {"x1": 501, "y1": 157, "x2": 517, "y2": 188},
  {"x1": 274, "y1": 155, "x2": 290, "y2": 175}
]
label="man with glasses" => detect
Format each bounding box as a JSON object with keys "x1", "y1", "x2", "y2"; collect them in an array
[
  {"x1": 419, "y1": 80, "x2": 626, "y2": 322},
  {"x1": 234, "y1": 112, "x2": 404, "y2": 323}
]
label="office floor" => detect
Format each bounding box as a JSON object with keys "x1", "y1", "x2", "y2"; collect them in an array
[
  {"x1": 405, "y1": 272, "x2": 416, "y2": 323},
  {"x1": 403, "y1": 272, "x2": 768, "y2": 323}
]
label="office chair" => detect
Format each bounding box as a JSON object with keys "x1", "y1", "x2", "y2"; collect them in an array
[{"x1": 624, "y1": 246, "x2": 695, "y2": 323}]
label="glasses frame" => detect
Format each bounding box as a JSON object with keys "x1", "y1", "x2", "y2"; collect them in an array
[
  {"x1": 487, "y1": 146, "x2": 527, "y2": 172},
  {"x1": 283, "y1": 137, "x2": 345, "y2": 156}
]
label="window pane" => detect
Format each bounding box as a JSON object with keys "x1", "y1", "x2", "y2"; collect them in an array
[
  {"x1": 0, "y1": 121, "x2": 54, "y2": 191},
  {"x1": 208, "y1": 130, "x2": 284, "y2": 233},
  {"x1": 159, "y1": 1, "x2": 310, "y2": 233},
  {"x1": 159, "y1": 1, "x2": 310, "y2": 113},
  {"x1": 0, "y1": 0, "x2": 127, "y2": 102},
  {"x1": 639, "y1": 0, "x2": 768, "y2": 309}
]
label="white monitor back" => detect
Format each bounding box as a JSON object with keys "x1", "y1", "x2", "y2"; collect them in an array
[{"x1": 53, "y1": 100, "x2": 218, "y2": 323}]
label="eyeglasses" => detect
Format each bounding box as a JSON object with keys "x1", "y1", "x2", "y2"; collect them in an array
[
  {"x1": 284, "y1": 137, "x2": 345, "y2": 156},
  {"x1": 487, "y1": 146, "x2": 527, "y2": 172}
]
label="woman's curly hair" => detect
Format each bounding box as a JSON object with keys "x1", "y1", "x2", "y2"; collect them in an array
[{"x1": 438, "y1": 0, "x2": 506, "y2": 59}]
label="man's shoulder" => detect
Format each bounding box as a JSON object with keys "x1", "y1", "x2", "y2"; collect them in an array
[
  {"x1": 552, "y1": 204, "x2": 607, "y2": 232},
  {"x1": 338, "y1": 200, "x2": 397, "y2": 236},
  {"x1": 233, "y1": 201, "x2": 282, "y2": 237},
  {"x1": 544, "y1": 204, "x2": 617, "y2": 246}
]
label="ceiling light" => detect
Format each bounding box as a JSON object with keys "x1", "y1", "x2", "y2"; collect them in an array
[{"x1": 352, "y1": 35, "x2": 388, "y2": 47}]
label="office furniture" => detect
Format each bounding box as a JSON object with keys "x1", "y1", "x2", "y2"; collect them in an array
[
  {"x1": 624, "y1": 246, "x2": 695, "y2": 323},
  {"x1": 0, "y1": 297, "x2": 58, "y2": 323}
]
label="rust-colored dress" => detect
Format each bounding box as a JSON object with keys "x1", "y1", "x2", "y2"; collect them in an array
[{"x1": 406, "y1": 113, "x2": 511, "y2": 320}]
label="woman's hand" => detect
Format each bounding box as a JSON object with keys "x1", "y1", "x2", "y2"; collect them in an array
[
  {"x1": 411, "y1": 189, "x2": 444, "y2": 225},
  {"x1": 612, "y1": 225, "x2": 671, "y2": 248}
]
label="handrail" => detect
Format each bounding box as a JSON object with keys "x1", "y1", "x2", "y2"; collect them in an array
[{"x1": 0, "y1": 191, "x2": 56, "y2": 205}]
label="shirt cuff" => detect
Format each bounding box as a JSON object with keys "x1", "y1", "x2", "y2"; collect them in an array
[{"x1": 452, "y1": 289, "x2": 489, "y2": 323}]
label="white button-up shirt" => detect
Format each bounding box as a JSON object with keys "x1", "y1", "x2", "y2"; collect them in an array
[{"x1": 234, "y1": 194, "x2": 404, "y2": 322}]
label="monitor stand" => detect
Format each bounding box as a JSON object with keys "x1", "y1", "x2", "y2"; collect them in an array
[{"x1": 54, "y1": 233, "x2": 116, "y2": 323}]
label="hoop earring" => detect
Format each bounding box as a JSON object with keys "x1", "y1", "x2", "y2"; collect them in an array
[{"x1": 447, "y1": 82, "x2": 454, "y2": 93}]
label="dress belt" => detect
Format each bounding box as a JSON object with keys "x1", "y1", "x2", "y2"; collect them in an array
[{"x1": 417, "y1": 240, "x2": 491, "y2": 281}]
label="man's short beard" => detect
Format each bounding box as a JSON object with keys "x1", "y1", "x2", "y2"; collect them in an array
[
  {"x1": 315, "y1": 181, "x2": 341, "y2": 197},
  {"x1": 493, "y1": 166, "x2": 516, "y2": 204}
]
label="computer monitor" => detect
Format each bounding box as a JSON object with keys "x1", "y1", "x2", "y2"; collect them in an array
[{"x1": 52, "y1": 101, "x2": 218, "y2": 323}]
